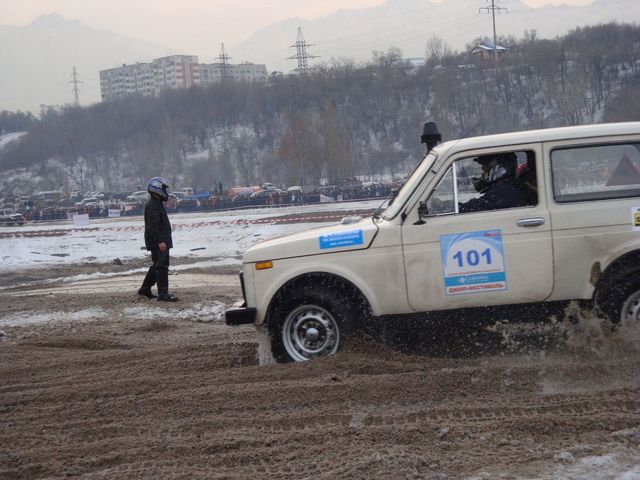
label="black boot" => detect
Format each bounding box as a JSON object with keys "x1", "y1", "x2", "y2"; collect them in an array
[
  {"x1": 137, "y1": 287, "x2": 157, "y2": 299},
  {"x1": 157, "y1": 293, "x2": 178, "y2": 302}
]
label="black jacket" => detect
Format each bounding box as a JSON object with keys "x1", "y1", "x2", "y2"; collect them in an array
[
  {"x1": 459, "y1": 178, "x2": 531, "y2": 214},
  {"x1": 144, "y1": 195, "x2": 173, "y2": 250}
]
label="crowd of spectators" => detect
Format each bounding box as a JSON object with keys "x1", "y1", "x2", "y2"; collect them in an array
[{"x1": 0, "y1": 180, "x2": 395, "y2": 224}]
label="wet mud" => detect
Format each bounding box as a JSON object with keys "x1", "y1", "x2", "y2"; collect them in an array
[{"x1": 1, "y1": 267, "x2": 639, "y2": 479}]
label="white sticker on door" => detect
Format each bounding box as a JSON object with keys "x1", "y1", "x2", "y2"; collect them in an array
[{"x1": 440, "y1": 229, "x2": 507, "y2": 295}]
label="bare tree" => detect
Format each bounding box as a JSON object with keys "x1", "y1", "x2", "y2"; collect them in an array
[{"x1": 425, "y1": 35, "x2": 453, "y2": 64}]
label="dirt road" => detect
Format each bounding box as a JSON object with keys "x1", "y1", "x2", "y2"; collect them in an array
[{"x1": 1, "y1": 261, "x2": 640, "y2": 479}]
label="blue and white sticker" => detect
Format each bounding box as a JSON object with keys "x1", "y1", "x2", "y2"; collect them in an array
[
  {"x1": 440, "y1": 229, "x2": 507, "y2": 295},
  {"x1": 319, "y1": 229, "x2": 364, "y2": 250}
]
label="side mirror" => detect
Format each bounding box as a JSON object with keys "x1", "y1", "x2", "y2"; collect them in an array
[
  {"x1": 415, "y1": 201, "x2": 428, "y2": 225},
  {"x1": 418, "y1": 200, "x2": 428, "y2": 217}
]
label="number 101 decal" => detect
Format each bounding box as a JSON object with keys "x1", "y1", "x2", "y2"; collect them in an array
[{"x1": 439, "y1": 229, "x2": 507, "y2": 295}]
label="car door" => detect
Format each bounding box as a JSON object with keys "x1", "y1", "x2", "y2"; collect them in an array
[
  {"x1": 545, "y1": 136, "x2": 640, "y2": 301},
  {"x1": 401, "y1": 144, "x2": 554, "y2": 312}
]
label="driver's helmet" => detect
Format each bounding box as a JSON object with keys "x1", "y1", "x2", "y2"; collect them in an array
[
  {"x1": 147, "y1": 177, "x2": 170, "y2": 201},
  {"x1": 472, "y1": 153, "x2": 517, "y2": 193}
]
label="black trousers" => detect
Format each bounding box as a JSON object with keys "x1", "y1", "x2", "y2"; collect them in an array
[{"x1": 141, "y1": 249, "x2": 170, "y2": 295}]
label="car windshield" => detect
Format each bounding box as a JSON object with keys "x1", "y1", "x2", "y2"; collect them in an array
[{"x1": 382, "y1": 150, "x2": 438, "y2": 220}]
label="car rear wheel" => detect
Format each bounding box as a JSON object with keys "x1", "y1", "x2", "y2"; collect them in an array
[
  {"x1": 269, "y1": 286, "x2": 356, "y2": 362},
  {"x1": 598, "y1": 278, "x2": 640, "y2": 326},
  {"x1": 620, "y1": 287, "x2": 640, "y2": 326}
]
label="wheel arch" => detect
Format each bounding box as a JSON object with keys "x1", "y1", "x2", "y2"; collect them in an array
[
  {"x1": 593, "y1": 248, "x2": 640, "y2": 313},
  {"x1": 265, "y1": 272, "x2": 373, "y2": 329}
]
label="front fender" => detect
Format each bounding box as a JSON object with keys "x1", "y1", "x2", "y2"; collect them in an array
[{"x1": 250, "y1": 256, "x2": 382, "y2": 325}]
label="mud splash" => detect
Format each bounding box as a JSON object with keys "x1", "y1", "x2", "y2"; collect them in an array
[{"x1": 556, "y1": 301, "x2": 640, "y2": 356}]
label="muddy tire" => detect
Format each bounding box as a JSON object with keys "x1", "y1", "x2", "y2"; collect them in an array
[
  {"x1": 598, "y1": 278, "x2": 640, "y2": 325},
  {"x1": 269, "y1": 286, "x2": 357, "y2": 363}
]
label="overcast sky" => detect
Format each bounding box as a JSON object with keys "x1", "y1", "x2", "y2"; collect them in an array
[{"x1": 3, "y1": 0, "x2": 595, "y2": 57}]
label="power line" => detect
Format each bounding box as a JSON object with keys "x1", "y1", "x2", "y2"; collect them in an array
[
  {"x1": 246, "y1": 4, "x2": 499, "y2": 71},
  {"x1": 69, "y1": 66, "x2": 83, "y2": 106},
  {"x1": 479, "y1": 0, "x2": 507, "y2": 51},
  {"x1": 288, "y1": 27, "x2": 319, "y2": 74},
  {"x1": 316, "y1": 17, "x2": 483, "y2": 60},
  {"x1": 217, "y1": 43, "x2": 232, "y2": 80},
  {"x1": 257, "y1": 10, "x2": 484, "y2": 68}
]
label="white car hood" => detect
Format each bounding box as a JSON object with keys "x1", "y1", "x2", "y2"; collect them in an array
[{"x1": 243, "y1": 217, "x2": 379, "y2": 263}]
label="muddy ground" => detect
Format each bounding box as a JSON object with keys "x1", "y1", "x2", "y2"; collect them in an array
[{"x1": 1, "y1": 259, "x2": 640, "y2": 479}]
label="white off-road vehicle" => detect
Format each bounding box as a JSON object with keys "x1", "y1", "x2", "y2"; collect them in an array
[{"x1": 226, "y1": 122, "x2": 640, "y2": 362}]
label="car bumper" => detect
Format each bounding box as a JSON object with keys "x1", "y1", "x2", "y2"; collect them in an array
[{"x1": 225, "y1": 299, "x2": 257, "y2": 325}]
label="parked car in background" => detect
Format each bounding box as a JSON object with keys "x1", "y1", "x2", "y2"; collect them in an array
[
  {"x1": 74, "y1": 197, "x2": 99, "y2": 207},
  {"x1": 0, "y1": 208, "x2": 25, "y2": 226},
  {"x1": 176, "y1": 197, "x2": 199, "y2": 211},
  {"x1": 126, "y1": 191, "x2": 149, "y2": 202},
  {"x1": 249, "y1": 189, "x2": 273, "y2": 205},
  {"x1": 189, "y1": 191, "x2": 213, "y2": 202},
  {"x1": 228, "y1": 186, "x2": 261, "y2": 200},
  {"x1": 170, "y1": 192, "x2": 186, "y2": 200},
  {"x1": 107, "y1": 191, "x2": 133, "y2": 201}
]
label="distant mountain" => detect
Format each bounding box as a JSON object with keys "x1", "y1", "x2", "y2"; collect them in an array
[
  {"x1": 230, "y1": 0, "x2": 640, "y2": 73},
  {"x1": 0, "y1": 13, "x2": 168, "y2": 112},
  {"x1": 4, "y1": 2, "x2": 639, "y2": 112}
]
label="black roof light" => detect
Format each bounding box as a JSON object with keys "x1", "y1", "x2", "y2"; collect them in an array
[{"x1": 421, "y1": 121, "x2": 441, "y2": 153}]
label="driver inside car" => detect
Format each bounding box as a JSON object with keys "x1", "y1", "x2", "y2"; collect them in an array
[{"x1": 458, "y1": 152, "x2": 531, "y2": 213}]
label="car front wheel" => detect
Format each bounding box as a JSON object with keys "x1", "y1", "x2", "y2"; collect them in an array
[{"x1": 269, "y1": 286, "x2": 356, "y2": 362}]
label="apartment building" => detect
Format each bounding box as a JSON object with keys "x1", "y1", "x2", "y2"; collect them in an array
[
  {"x1": 100, "y1": 55, "x2": 268, "y2": 101},
  {"x1": 200, "y1": 62, "x2": 268, "y2": 84},
  {"x1": 153, "y1": 55, "x2": 201, "y2": 91},
  {"x1": 99, "y1": 62, "x2": 155, "y2": 99}
]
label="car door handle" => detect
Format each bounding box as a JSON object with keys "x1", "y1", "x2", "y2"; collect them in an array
[{"x1": 517, "y1": 217, "x2": 545, "y2": 227}]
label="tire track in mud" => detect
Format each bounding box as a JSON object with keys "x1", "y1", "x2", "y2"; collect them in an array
[
  {"x1": 124, "y1": 395, "x2": 638, "y2": 434},
  {"x1": 2, "y1": 299, "x2": 640, "y2": 479}
]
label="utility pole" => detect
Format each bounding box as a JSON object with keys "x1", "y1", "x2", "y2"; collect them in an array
[
  {"x1": 217, "y1": 43, "x2": 232, "y2": 80},
  {"x1": 479, "y1": 0, "x2": 507, "y2": 61},
  {"x1": 288, "y1": 27, "x2": 318, "y2": 74},
  {"x1": 69, "y1": 66, "x2": 83, "y2": 106}
]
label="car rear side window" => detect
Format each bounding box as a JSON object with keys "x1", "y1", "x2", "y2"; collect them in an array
[{"x1": 551, "y1": 142, "x2": 640, "y2": 203}]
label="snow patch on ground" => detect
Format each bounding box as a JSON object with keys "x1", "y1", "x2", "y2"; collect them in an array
[
  {"x1": 465, "y1": 449, "x2": 640, "y2": 480},
  {"x1": 6, "y1": 257, "x2": 240, "y2": 291},
  {"x1": 0, "y1": 308, "x2": 108, "y2": 327},
  {"x1": 0, "y1": 132, "x2": 27, "y2": 150},
  {"x1": 527, "y1": 451, "x2": 640, "y2": 480},
  {"x1": 0, "y1": 200, "x2": 380, "y2": 272},
  {"x1": 121, "y1": 301, "x2": 226, "y2": 322},
  {"x1": 0, "y1": 301, "x2": 228, "y2": 327}
]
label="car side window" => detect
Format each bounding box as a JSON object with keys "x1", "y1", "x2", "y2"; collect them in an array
[
  {"x1": 425, "y1": 150, "x2": 537, "y2": 216},
  {"x1": 425, "y1": 166, "x2": 455, "y2": 215},
  {"x1": 551, "y1": 143, "x2": 640, "y2": 202}
]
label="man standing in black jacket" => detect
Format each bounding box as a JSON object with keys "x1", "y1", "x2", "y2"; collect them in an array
[{"x1": 138, "y1": 176, "x2": 178, "y2": 302}]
